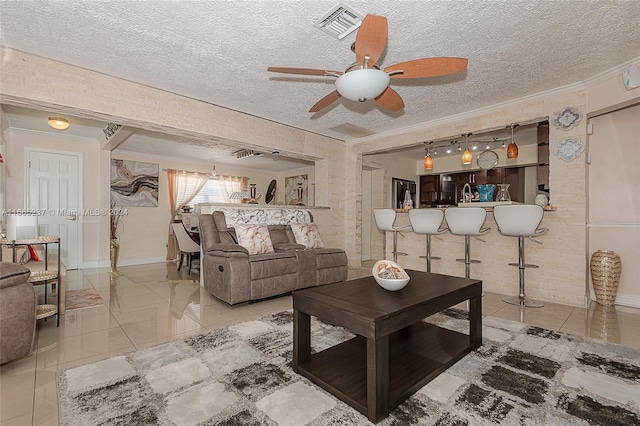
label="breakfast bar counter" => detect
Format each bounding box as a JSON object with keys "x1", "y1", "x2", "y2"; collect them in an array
[{"x1": 381, "y1": 207, "x2": 566, "y2": 306}]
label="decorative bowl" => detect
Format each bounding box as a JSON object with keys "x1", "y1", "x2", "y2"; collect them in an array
[{"x1": 372, "y1": 260, "x2": 410, "y2": 291}]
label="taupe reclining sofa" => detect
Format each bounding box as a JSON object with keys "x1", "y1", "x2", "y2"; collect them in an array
[
  {"x1": 0, "y1": 262, "x2": 35, "y2": 365},
  {"x1": 199, "y1": 210, "x2": 347, "y2": 304}
]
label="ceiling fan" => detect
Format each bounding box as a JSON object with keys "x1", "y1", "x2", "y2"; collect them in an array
[{"x1": 267, "y1": 14, "x2": 468, "y2": 113}]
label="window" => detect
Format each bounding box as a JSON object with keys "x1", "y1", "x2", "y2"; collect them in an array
[
  {"x1": 186, "y1": 176, "x2": 247, "y2": 207},
  {"x1": 188, "y1": 178, "x2": 225, "y2": 206}
]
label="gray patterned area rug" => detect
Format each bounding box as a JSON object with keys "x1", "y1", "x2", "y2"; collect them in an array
[{"x1": 56, "y1": 309, "x2": 640, "y2": 425}]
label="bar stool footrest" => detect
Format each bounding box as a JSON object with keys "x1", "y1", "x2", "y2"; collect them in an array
[
  {"x1": 502, "y1": 295, "x2": 544, "y2": 308},
  {"x1": 508, "y1": 263, "x2": 539, "y2": 268},
  {"x1": 456, "y1": 258, "x2": 481, "y2": 263},
  {"x1": 419, "y1": 255, "x2": 441, "y2": 260},
  {"x1": 395, "y1": 252, "x2": 409, "y2": 257}
]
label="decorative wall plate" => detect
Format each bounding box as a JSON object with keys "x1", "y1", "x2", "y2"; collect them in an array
[
  {"x1": 553, "y1": 107, "x2": 582, "y2": 130},
  {"x1": 265, "y1": 179, "x2": 277, "y2": 204},
  {"x1": 554, "y1": 138, "x2": 585, "y2": 161}
]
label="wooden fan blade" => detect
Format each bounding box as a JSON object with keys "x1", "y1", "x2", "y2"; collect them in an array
[
  {"x1": 375, "y1": 87, "x2": 404, "y2": 112},
  {"x1": 309, "y1": 91, "x2": 342, "y2": 112},
  {"x1": 355, "y1": 14, "x2": 388, "y2": 67},
  {"x1": 267, "y1": 67, "x2": 342, "y2": 76},
  {"x1": 385, "y1": 57, "x2": 468, "y2": 79}
]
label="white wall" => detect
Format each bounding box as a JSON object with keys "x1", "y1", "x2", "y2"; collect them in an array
[
  {"x1": 3, "y1": 128, "x2": 319, "y2": 267},
  {"x1": 109, "y1": 152, "x2": 316, "y2": 265},
  {"x1": 4, "y1": 128, "x2": 107, "y2": 265}
]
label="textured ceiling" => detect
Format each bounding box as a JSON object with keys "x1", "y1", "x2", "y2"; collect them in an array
[{"x1": 1, "y1": 1, "x2": 639, "y2": 162}]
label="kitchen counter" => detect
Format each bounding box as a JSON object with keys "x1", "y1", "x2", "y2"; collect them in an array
[
  {"x1": 396, "y1": 204, "x2": 556, "y2": 213},
  {"x1": 382, "y1": 207, "x2": 559, "y2": 304}
]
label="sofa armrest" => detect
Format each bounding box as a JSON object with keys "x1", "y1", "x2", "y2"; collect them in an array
[{"x1": 0, "y1": 262, "x2": 31, "y2": 289}]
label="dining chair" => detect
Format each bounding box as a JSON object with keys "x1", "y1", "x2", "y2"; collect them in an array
[{"x1": 171, "y1": 222, "x2": 200, "y2": 273}]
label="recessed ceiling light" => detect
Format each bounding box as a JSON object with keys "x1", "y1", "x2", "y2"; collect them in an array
[{"x1": 47, "y1": 117, "x2": 69, "y2": 130}]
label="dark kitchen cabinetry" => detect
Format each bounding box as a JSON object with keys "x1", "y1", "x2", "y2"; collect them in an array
[
  {"x1": 537, "y1": 121, "x2": 550, "y2": 193},
  {"x1": 420, "y1": 167, "x2": 524, "y2": 207},
  {"x1": 419, "y1": 174, "x2": 454, "y2": 206}
]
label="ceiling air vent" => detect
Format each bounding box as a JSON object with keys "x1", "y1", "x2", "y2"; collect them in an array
[{"x1": 314, "y1": 3, "x2": 363, "y2": 40}]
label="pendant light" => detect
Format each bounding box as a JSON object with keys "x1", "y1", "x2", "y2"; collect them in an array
[
  {"x1": 423, "y1": 142, "x2": 433, "y2": 170},
  {"x1": 507, "y1": 123, "x2": 519, "y2": 159},
  {"x1": 461, "y1": 133, "x2": 472, "y2": 165}
]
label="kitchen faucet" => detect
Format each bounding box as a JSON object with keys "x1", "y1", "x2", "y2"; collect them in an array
[{"x1": 462, "y1": 183, "x2": 472, "y2": 203}]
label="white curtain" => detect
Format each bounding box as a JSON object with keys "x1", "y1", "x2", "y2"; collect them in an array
[
  {"x1": 166, "y1": 169, "x2": 210, "y2": 260},
  {"x1": 217, "y1": 175, "x2": 248, "y2": 203},
  {"x1": 173, "y1": 170, "x2": 211, "y2": 214}
]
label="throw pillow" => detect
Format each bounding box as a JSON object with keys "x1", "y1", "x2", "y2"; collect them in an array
[
  {"x1": 290, "y1": 222, "x2": 325, "y2": 249},
  {"x1": 27, "y1": 244, "x2": 40, "y2": 261},
  {"x1": 2, "y1": 247, "x2": 27, "y2": 263},
  {"x1": 233, "y1": 224, "x2": 275, "y2": 255}
]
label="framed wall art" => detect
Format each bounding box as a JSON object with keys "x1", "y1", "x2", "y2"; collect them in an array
[{"x1": 110, "y1": 159, "x2": 159, "y2": 207}]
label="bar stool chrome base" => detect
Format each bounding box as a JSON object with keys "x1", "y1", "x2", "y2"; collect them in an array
[
  {"x1": 502, "y1": 295, "x2": 544, "y2": 308},
  {"x1": 494, "y1": 204, "x2": 548, "y2": 310}
]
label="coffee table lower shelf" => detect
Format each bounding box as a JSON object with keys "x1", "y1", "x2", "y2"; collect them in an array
[{"x1": 296, "y1": 321, "x2": 472, "y2": 419}]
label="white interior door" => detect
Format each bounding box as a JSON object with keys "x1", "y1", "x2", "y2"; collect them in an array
[
  {"x1": 27, "y1": 150, "x2": 81, "y2": 269},
  {"x1": 587, "y1": 104, "x2": 640, "y2": 305}
]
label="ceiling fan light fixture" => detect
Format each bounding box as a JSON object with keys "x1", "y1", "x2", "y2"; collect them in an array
[
  {"x1": 335, "y1": 68, "x2": 390, "y2": 102},
  {"x1": 47, "y1": 117, "x2": 69, "y2": 130}
]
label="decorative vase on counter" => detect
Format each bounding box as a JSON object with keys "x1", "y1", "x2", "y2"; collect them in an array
[
  {"x1": 248, "y1": 184, "x2": 258, "y2": 204},
  {"x1": 476, "y1": 184, "x2": 496, "y2": 202},
  {"x1": 296, "y1": 183, "x2": 305, "y2": 206},
  {"x1": 590, "y1": 250, "x2": 622, "y2": 306},
  {"x1": 495, "y1": 184, "x2": 511, "y2": 202}
]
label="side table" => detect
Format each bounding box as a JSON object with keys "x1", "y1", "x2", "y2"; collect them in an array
[{"x1": 0, "y1": 237, "x2": 61, "y2": 327}]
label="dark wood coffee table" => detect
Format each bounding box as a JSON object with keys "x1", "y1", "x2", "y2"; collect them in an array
[{"x1": 292, "y1": 270, "x2": 482, "y2": 423}]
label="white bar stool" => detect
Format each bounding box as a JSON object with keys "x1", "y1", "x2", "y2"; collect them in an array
[
  {"x1": 494, "y1": 204, "x2": 548, "y2": 308},
  {"x1": 373, "y1": 209, "x2": 412, "y2": 263},
  {"x1": 444, "y1": 207, "x2": 490, "y2": 279},
  {"x1": 409, "y1": 209, "x2": 446, "y2": 272}
]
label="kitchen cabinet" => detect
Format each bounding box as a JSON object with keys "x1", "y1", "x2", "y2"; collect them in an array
[
  {"x1": 420, "y1": 167, "x2": 525, "y2": 205},
  {"x1": 419, "y1": 174, "x2": 455, "y2": 207}
]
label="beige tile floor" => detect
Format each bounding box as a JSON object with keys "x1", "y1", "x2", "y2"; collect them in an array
[{"x1": 1, "y1": 262, "x2": 639, "y2": 425}]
